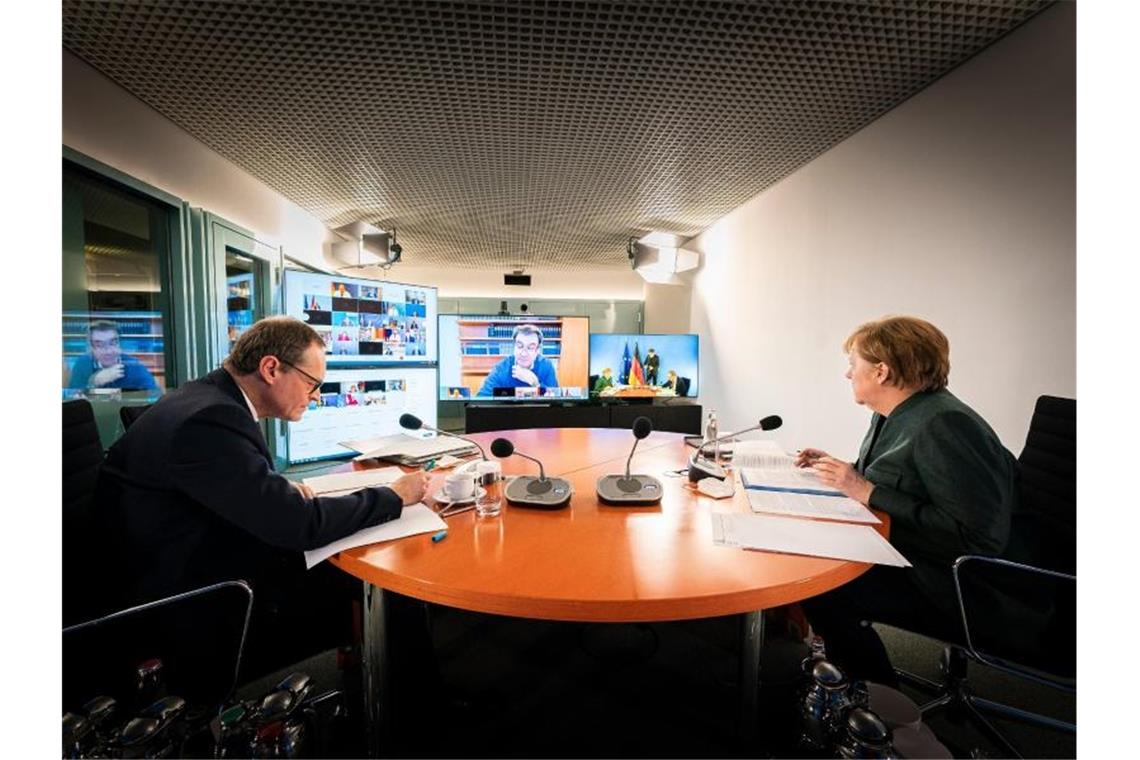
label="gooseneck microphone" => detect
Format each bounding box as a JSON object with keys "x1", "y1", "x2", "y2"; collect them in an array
[
  {"x1": 689, "y1": 414, "x2": 783, "y2": 483},
  {"x1": 399, "y1": 413, "x2": 488, "y2": 461},
  {"x1": 597, "y1": 416, "x2": 663, "y2": 505},
  {"x1": 490, "y1": 437, "x2": 572, "y2": 509}
]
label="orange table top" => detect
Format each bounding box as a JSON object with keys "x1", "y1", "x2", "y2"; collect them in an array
[{"x1": 329, "y1": 428, "x2": 888, "y2": 622}]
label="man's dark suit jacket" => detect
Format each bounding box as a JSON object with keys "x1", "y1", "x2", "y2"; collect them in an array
[{"x1": 97, "y1": 368, "x2": 403, "y2": 608}]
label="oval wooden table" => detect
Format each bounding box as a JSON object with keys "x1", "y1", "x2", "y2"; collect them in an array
[{"x1": 329, "y1": 428, "x2": 889, "y2": 754}]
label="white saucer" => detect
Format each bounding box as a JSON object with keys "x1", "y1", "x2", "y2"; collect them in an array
[{"x1": 433, "y1": 486, "x2": 486, "y2": 506}]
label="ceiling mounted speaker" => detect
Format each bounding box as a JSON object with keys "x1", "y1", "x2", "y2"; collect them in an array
[
  {"x1": 504, "y1": 273, "x2": 531, "y2": 286},
  {"x1": 330, "y1": 221, "x2": 399, "y2": 268}
]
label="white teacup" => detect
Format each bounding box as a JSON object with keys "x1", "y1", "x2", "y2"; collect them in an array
[{"x1": 443, "y1": 470, "x2": 476, "y2": 501}]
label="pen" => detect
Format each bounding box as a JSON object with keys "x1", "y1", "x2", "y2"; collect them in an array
[{"x1": 431, "y1": 530, "x2": 448, "y2": 543}]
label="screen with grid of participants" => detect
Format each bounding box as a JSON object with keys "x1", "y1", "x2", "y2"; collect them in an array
[
  {"x1": 283, "y1": 270, "x2": 437, "y2": 365},
  {"x1": 286, "y1": 366, "x2": 438, "y2": 464}
]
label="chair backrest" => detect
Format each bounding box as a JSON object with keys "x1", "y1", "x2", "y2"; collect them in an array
[
  {"x1": 962, "y1": 395, "x2": 1076, "y2": 677},
  {"x1": 675, "y1": 376, "x2": 691, "y2": 397},
  {"x1": 63, "y1": 580, "x2": 254, "y2": 714},
  {"x1": 119, "y1": 403, "x2": 152, "y2": 431},
  {"x1": 1010, "y1": 395, "x2": 1076, "y2": 573},
  {"x1": 63, "y1": 399, "x2": 106, "y2": 626}
]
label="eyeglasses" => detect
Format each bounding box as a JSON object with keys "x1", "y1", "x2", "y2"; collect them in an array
[{"x1": 279, "y1": 359, "x2": 324, "y2": 393}]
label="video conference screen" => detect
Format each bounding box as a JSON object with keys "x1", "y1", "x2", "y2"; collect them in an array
[
  {"x1": 438, "y1": 315, "x2": 590, "y2": 401},
  {"x1": 286, "y1": 366, "x2": 438, "y2": 464},
  {"x1": 588, "y1": 333, "x2": 700, "y2": 398},
  {"x1": 283, "y1": 270, "x2": 437, "y2": 364}
]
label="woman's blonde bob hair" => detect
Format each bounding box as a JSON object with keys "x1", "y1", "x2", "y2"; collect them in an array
[{"x1": 843, "y1": 316, "x2": 950, "y2": 392}]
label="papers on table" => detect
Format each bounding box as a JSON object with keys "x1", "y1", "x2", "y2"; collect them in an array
[
  {"x1": 710, "y1": 513, "x2": 910, "y2": 567},
  {"x1": 304, "y1": 504, "x2": 446, "y2": 569},
  {"x1": 733, "y1": 441, "x2": 879, "y2": 524},
  {"x1": 341, "y1": 432, "x2": 478, "y2": 464},
  {"x1": 302, "y1": 466, "x2": 404, "y2": 498},
  {"x1": 744, "y1": 489, "x2": 880, "y2": 524},
  {"x1": 732, "y1": 440, "x2": 794, "y2": 468}
]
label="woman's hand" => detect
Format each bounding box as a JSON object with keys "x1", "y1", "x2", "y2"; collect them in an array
[
  {"x1": 812, "y1": 456, "x2": 874, "y2": 505},
  {"x1": 795, "y1": 448, "x2": 830, "y2": 468}
]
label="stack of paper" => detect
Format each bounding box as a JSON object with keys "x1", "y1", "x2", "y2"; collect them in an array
[
  {"x1": 302, "y1": 466, "x2": 404, "y2": 498},
  {"x1": 710, "y1": 513, "x2": 909, "y2": 567},
  {"x1": 735, "y1": 444, "x2": 879, "y2": 525},
  {"x1": 341, "y1": 432, "x2": 477, "y2": 464},
  {"x1": 304, "y1": 504, "x2": 447, "y2": 569}
]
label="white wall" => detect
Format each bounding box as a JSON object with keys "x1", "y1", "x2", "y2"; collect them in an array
[
  {"x1": 62, "y1": 50, "x2": 333, "y2": 267},
  {"x1": 643, "y1": 283, "x2": 692, "y2": 333},
  {"x1": 686, "y1": 2, "x2": 1075, "y2": 455}
]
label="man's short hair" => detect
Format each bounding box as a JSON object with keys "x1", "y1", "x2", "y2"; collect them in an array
[
  {"x1": 88, "y1": 320, "x2": 121, "y2": 338},
  {"x1": 512, "y1": 324, "x2": 544, "y2": 344},
  {"x1": 227, "y1": 316, "x2": 323, "y2": 374},
  {"x1": 843, "y1": 316, "x2": 950, "y2": 392}
]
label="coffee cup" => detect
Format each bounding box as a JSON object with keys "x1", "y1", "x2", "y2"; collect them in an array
[{"x1": 444, "y1": 470, "x2": 476, "y2": 501}]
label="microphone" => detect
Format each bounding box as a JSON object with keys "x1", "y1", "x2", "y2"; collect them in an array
[
  {"x1": 689, "y1": 414, "x2": 783, "y2": 483},
  {"x1": 399, "y1": 413, "x2": 487, "y2": 461},
  {"x1": 490, "y1": 437, "x2": 572, "y2": 509},
  {"x1": 596, "y1": 416, "x2": 663, "y2": 505}
]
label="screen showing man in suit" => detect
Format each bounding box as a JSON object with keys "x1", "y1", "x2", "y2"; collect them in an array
[
  {"x1": 67, "y1": 320, "x2": 158, "y2": 391},
  {"x1": 477, "y1": 324, "x2": 558, "y2": 396}
]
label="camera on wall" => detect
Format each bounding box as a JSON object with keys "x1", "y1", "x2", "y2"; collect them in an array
[{"x1": 519, "y1": 303, "x2": 529, "y2": 313}]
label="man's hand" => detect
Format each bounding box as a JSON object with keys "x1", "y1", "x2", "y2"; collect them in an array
[
  {"x1": 90, "y1": 363, "x2": 126, "y2": 387},
  {"x1": 794, "y1": 448, "x2": 829, "y2": 468},
  {"x1": 291, "y1": 481, "x2": 316, "y2": 500},
  {"x1": 812, "y1": 456, "x2": 874, "y2": 505},
  {"x1": 389, "y1": 470, "x2": 430, "y2": 506},
  {"x1": 511, "y1": 365, "x2": 539, "y2": 387}
]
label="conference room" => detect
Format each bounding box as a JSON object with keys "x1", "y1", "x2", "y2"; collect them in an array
[{"x1": 48, "y1": 1, "x2": 1092, "y2": 757}]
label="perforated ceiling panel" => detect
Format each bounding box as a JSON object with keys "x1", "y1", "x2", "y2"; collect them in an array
[{"x1": 63, "y1": 1, "x2": 1051, "y2": 270}]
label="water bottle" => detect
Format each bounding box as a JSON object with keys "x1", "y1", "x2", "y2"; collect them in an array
[{"x1": 705, "y1": 409, "x2": 719, "y2": 463}]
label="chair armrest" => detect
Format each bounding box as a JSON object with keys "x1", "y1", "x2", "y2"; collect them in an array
[{"x1": 952, "y1": 555, "x2": 1075, "y2": 675}]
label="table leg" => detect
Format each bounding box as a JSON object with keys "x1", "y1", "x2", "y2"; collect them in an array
[
  {"x1": 361, "y1": 581, "x2": 391, "y2": 758},
  {"x1": 739, "y1": 610, "x2": 765, "y2": 742}
]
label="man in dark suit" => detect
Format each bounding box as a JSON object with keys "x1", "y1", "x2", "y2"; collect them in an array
[{"x1": 97, "y1": 316, "x2": 430, "y2": 677}]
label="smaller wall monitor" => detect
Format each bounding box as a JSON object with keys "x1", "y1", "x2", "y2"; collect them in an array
[
  {"x1": 588, "y1": 333, "x2": 699, "y2": 399},
  {"x1": 438, "y1": 315, "x2": 590, "y2": 401},
  {"x1": 286, "y1": 366, "x2": 437, "y2": 464},
  {"x1": 283, "y1": 270, "x2": 438, "y2": 364}
]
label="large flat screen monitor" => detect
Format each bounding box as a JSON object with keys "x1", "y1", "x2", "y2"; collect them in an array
[
  {"x1": 438, "y1": 315, "x2": 590, "y2": 401},
  {"x1": 286, "y1": 366, "x2": 438, "y2": 464},
  {"x1": 283, "y1": 270, "x2": 437, "y2": 364},
  {"x1": 588, "y1": 333, "x2": 699, "y2": 398}
]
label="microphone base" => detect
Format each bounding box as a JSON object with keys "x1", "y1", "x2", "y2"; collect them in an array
[
  {"x1": 505, "y1": 476, "x2": 572, "y2": 509},
  {"x1": 688, "y1": 456, "x2": 727, "y2": 483},
  {"x1": 596, "y1": 474, "x2": 663, "y2": 506}
]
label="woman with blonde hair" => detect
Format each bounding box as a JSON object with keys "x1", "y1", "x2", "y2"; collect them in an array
[{"x1": 797, "y1": 316, "x2": 1017, "y2": 687}]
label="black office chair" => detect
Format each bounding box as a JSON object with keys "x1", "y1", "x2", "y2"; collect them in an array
[
  {"x1": 675, "y1": 376, "x2": 691, "y2": 397},
  {"x1": 63, "y1": 580, "x2": 254, "y2": 718},
  {"x1": 63, "y1": 399, "x2": 110, "y2": 626},
  {"x1": 119, "y1": 403, "x2": 153, "y2": 431},
  {"x1": 896, "y1": 395, "x2": 1076, "y2": 758}
]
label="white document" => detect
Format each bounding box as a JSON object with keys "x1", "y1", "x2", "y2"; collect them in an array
[
  {"x1": 302, "y1": 466, "x2": 404, "y2": 497},
  {"x1": 710, "y1": 513, "x2": 909, "y2": 567},
  {"x1": 744, "y1": 489, "x2": 880, "y2": 524},
  {"x1": 304, "y1": 504, "x2": 447, "y2": 569},
  {"x1": 731, "y1": 439, "x2": 791, "y2": 468}
]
